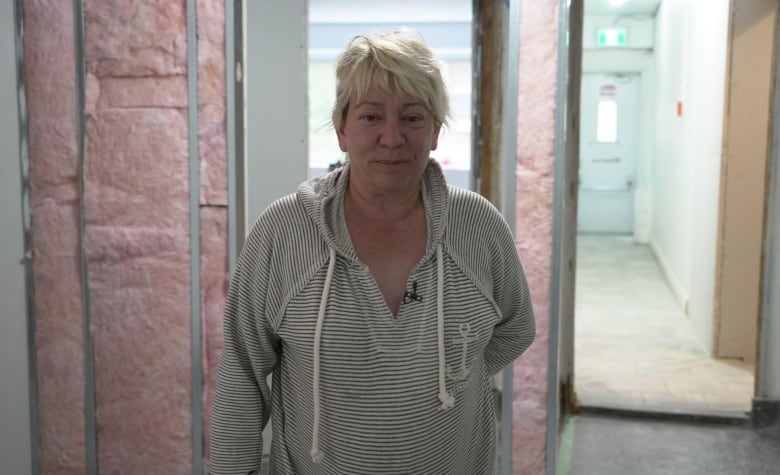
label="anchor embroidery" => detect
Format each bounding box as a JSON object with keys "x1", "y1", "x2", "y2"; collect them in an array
[{"x1": 446, "y1": 323, "x2": 478, "y2": 382}]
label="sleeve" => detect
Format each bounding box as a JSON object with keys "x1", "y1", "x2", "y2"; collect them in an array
[
  {"x1": 483, "y1": 217, "x2": 536, "y2": 376},
  {"x1": 208, "y1": 220, "x2": 280, "y2": 475}
]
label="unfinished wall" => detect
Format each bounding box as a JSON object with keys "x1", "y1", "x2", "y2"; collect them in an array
[
  {"x1": 24, "y1": 0, "x2": 228, "y2": 472},
  {"x1": 22, "y1": 0, "x2": 558, "y2": 473},
  {"x1": 197, "y1": 0, "x2": 228, "y2": 461},
  {"x1": 513, "y1": 0, "x2": 559, "y2": 473},
  {"x1": 24, "y1": 1, "x2": 86, "y2": 472}
]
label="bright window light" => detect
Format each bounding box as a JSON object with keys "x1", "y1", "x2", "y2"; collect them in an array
[{"x1": 597, "y1": 100, "x2": 618, "y2": 143}]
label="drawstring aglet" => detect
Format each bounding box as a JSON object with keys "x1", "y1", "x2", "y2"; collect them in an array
[
  {"x1": 310, "y1": 447, "x2": 325, "y2": 463},
  {"x1": 439, "y1": 392, "x2": 455, "y2": 410}
]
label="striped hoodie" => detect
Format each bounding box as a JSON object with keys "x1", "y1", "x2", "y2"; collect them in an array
[{"x1": 208, "y1": 159, "x2": 535, "y2": 474}]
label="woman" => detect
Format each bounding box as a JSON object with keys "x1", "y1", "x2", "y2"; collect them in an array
[{"x1": 209, "y1": 30, "x2": 535, "y2": 474}]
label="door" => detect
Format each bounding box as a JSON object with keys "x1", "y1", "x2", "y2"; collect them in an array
[{"x1": 578, "y1": 73, "x2": 640, "y2": 234}]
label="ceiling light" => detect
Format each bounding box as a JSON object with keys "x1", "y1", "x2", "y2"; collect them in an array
[{"x1": 610, "y1": 0, "x2": 628, "y2": 6}]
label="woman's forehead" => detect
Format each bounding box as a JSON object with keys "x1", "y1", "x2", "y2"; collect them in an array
[{"x1": 352, "y1": 86, "x2": 427, "y2": 108}]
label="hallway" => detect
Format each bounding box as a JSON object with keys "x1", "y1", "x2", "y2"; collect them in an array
[{"x1": 574, "y1": 234, "x2": 754, "y2": 417}]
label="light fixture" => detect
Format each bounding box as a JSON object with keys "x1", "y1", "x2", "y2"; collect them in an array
[{"x1": 610, "y1": 0, "x2": 628, "y2": 6}]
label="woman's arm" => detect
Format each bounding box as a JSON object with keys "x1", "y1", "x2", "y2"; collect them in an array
[
  {"x1": 483, "y1": 217, "x2": 536, "y2": 376},
  {"x1": 208, "y1": 221, "x2": 279, "y2": 475}
]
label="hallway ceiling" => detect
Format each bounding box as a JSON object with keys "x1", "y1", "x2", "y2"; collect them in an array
[{"x1": 585, "y1": 0, "x2": 662, "y2": 17}]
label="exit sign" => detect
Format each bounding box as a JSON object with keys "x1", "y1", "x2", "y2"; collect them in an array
[{"x1": 597, "y1": 27, "x2": 627, "y2": 47}]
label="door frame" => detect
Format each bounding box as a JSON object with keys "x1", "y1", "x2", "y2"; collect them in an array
[
  {"x1": 553, "y1": 0, "x2": 780, "y2": 450},
  {"x1": 232, "y1": 0, "x2": 520, "y2": 472},
  {"x1": 547, "y1": 0, "x2": 582, "y2": 474}
]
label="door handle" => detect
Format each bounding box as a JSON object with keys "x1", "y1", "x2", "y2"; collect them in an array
[
  {"x1": 580, "y1": 178, "x2": 634, "y2": 193},
  {"x1": 580, "y1": 185, "x2": 629, "y2": 192},
  {"x1": 591, "y1": 157, "x2": 621, "y2": 164}
]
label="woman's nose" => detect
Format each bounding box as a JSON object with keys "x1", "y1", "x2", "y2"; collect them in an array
[{"x1": 378, "y1": 118, "x2": 405, "y2": 147}]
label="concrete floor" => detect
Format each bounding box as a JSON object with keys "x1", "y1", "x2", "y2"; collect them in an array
[
  {"x1": 559, "y1": 234, "x2": 778, "y2": 475},
  {"x1": 574, "y1": 234, "x2": 754, "y2": 417},
  {"x1": 559, "y1": 411, "x2": 780, "y2": 475}
]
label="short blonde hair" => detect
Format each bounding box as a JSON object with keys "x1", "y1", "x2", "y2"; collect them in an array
[{"x1": 331, "y1": 29, "x2": 450, "y2": 129}]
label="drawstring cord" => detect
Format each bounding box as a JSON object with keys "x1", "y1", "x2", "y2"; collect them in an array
[
  {"x1": 436, "y1": 245, "x2": 454, "y2": 409},
  {"x1": 310, "y1": 247, "x2": 336, "y2": 463},
  {"x1": 310, "y1": 245, "x2": 453, "y2": 464}
]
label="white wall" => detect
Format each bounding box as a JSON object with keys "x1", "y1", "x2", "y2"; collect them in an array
[
  {"x1": 583, "y1": 14, "x2": 655, "y2": 49},
  {"x1": 0, "y1": 2, "x2": 34, "y2": 473},
  {"x1": 650, "y1": 0, "x2": 729, "y2": 356},
  {"x1": 650, "y1": 0, "x2": 692, "y2": 313},
  {"x1": 244, "y1": 0, "x2": 309, "y2": 228},
  {"x1": 683, "y1": 0, "x2": 730, "y2": 356}
]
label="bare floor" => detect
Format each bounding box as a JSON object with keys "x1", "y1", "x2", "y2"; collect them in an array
[{"x1": 574, "y1": 234, "x2": 754, "y2": 417}]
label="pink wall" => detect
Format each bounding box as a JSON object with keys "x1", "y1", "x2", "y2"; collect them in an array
[
  {"x1": 196, "y1": 0, "x2": 228, "y2": 462},
  {"x1": 24, "y1": 0, "x2": 558, "y2": 473},
  {"x1": 512, "y1": 0, "x2": 560, "y2": 474},
  {"x1": 25, "y1": 0, "x2": 228, "y2": 472},
  {"x1": 24, "y1": 1, "x2": 86, "y2": 472},
  {"x1": 84, "y1": 1, "x2": 192, "y2": 471}
]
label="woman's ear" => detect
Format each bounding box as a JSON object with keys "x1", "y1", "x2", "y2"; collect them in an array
[
  {"x1": 430, "y1": 122, "x2": 442, "y2": 151},
  {"x1": 336, "y1": 122, "x2": 348, "y2": 152}
]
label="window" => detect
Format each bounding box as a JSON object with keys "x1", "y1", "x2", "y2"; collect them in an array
[
  {"x1": 308, "y1": 0, "x2": 473, "y2": 187},
  {"x1": 597, "y1": 99, "x2": 618, "y2": 143}
]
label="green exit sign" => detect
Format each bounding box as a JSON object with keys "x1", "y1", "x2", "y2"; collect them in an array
[{"x1": 597, "y1": 27, "x2": 627, "y2": 47}]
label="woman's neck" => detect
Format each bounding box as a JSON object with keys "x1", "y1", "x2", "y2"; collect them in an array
[{"x1": 344, "y1": 184, "x2": 423, "y2": 225}]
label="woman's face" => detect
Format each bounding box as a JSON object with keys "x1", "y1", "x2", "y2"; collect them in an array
[{"x1": 336, "y1": 86, "x2": 441, "y2": 198}]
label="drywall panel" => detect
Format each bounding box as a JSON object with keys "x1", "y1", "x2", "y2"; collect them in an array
[
  {"x1": 716, "y1": 0, "x2": 777, "y2": 360},
  {"x1": 244, "y1": 0, "x2": 308, "y2": 228},
  {"x1": 684, "y1": 0, "x2": 729, "y2": 357},
  {"x1": 0, "y1": 2, "x2": 32, "y2": 474}
]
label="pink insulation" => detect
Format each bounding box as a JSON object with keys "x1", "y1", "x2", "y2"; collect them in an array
[
  {"x1": 23, "y1": 0, "x2": 87, "y2": 473},
  {"x1": 83, "y1": 1, "x2": 193, "y2": 473},
  {"x1": 197, "y1": 0, "x2": 228, "y2": 206},
  {"x1": 84, "y1": 109, "x2": 192, "y2": 473},
  {"x1": 512, "y1": 0, "x2": 560, "y2": 473},
  {"x1": 196, "y1": 0, "x2": 228, "y2": 464},
  {"x1": 200, "y1": 207, "x2": 228, "y2": 464},
  {"x1": 26, "y1": 0, "x2": 230, "y2": 471}
]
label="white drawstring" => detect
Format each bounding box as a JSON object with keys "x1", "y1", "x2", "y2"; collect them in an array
[
  {"x1": 310, "y1": 247, "x2": 336, "y2": 463},
  {"x1": 312, "y1": 245, "x2": 451, "y2": 464},
  {"x1": 436, "y1": 245, "x2": 454, "y2": 410}
]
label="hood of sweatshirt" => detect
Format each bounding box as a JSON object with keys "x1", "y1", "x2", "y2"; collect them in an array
[
  {"x1": 294, "y1": 158, "x2": 456, "y2": 463},
  {"x1": 296, "y1": 158, "x2": 450, "y2": 263}
]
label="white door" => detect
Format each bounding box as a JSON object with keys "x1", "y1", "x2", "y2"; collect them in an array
[{"x1": 578, "y1": 73, "x2": 640, "y2": 234}]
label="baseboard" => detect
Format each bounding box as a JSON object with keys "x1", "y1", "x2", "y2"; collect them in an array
[
  {"x1": 752, "y1": 398, "x2": 780, "y2": 429},
  {"x1": 649, "y1": 239, "x2": 689, "y2": 313},
  {"x1": 576, "y1": 404, "x2": 749, "y2": 426}
]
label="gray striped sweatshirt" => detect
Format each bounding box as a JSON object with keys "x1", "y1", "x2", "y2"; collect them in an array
[{"x1": 209, "y1": 160, "x2": 535, "y2": 474}]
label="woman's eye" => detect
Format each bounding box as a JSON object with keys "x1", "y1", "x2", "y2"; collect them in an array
[
  {"x1": 405, "y1": 116, "x2": 423, "y2": 123},
  {"x1": 361, "y1": 114, "x2": 379, "y2": 122}
]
